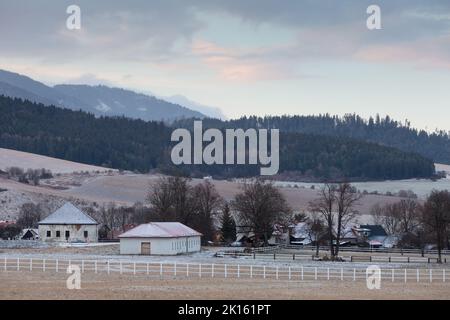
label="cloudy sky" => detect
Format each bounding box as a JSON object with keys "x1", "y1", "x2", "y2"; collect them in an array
[{"x1": 1, "y1": 0, "x2": 450, "y2": 130}]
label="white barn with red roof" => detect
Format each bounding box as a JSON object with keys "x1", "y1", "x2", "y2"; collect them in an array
[{"x1": 118, "y1": 222, "x2": 202, "y2": 255}]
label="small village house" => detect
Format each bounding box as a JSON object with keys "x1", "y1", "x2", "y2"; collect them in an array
[
  {"x1": 20, "y1": 228, "x2": 39, "y2": 240},
  {"x1": 119, "y1": 222, "x2": 202, "y2": 255},
  {"x1": 38, "y1": 202, "x2": 98, "y2": 243}
]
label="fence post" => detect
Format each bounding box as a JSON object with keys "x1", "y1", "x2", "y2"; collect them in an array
[
  {"x1": 389, "y1": 256, "x2": 391, "y2": 263},
  {"x1": 350, "y1": 256, "x2": 353, "y2": 262},
  {"x1": 407, "y1": 257, "x2": 410, "y2": 263},
  {"x1": 253, "y1": 252, "x2": 255, "y2": 259},
  {"x1": 273, "y1": 253, "x2": 276, "y2": 260},
  {"x1": 293, "y1": 254, "x2": 295, "y2": 260}
]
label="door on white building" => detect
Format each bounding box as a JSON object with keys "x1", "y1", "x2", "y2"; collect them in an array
[{"x1": 141, "y1": 242, "x2": 151, "y2": 255}]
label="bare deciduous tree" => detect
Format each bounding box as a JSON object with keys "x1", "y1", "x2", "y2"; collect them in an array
[
  {"x1": 191, "y1": 181, "x2": 223, "y2": 244},
  {"x1": 16, "y1": 203, "x2": 42, "y2": 228},
  {"x1": 309, "y1": 184, "x2": 336, "y2": 257},
  {"x1": 306, "y1": 218, "x2": 327, "y2": 257},
  {"x1": 422, "y1": 190, "x2": 450, "y2": 263},
  {"x1": 147, "y1": 176, "x2": 224, "y2": 243},
  {"x1": 232, "y1": 180, "x2": 291, "y2": 247},
  {"x1": 147, "y1": 176, "x2": 195, "y2": 224},
  {"x1": 370, "y1": 199, "x2": 421, "y2": 245},
  {"x1": 310, "y1": 183, "x2": 362, "y2": 259},
  {"x1": 335, "y1": 183, "x2": 362, "y2": 256}
]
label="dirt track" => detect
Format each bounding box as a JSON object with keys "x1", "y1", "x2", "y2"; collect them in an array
[{"x1": 1, "y1": 270, "x2": 449, "y2": 300}]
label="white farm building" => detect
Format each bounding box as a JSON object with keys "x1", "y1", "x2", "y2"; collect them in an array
[
  {"x1": 38, "y1": 203, "x2": 98, "y2": 243},
  {"x1": 119, "y1": 222, "x2": 202, "y2": 255}
]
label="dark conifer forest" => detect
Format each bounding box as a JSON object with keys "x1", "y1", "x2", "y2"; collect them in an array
[{"x1": 0, "y1": 95, "x2": 437, "y2": 181}]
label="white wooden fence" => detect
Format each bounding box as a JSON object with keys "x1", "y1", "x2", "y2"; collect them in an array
[
  {"x1": 1, "y1": 257, "x2": 449, "y2": 283},
  {"x1": 216, "y1": 251, "x2": 448, "y2": 264}
]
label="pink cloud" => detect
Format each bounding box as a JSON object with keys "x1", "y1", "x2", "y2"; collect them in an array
[
  {"x1": 354, "y1": 36, "x2": 450, "y2": 69},
  {"x1": 191, "y1": 39, "x2": 298, "y2": 82}
]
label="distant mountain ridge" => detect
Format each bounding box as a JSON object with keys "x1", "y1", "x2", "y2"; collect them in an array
[
  {"x1": 162, "y1": 94, "x2": 227, "y2": 120},
  {"x1": 0, "y1": 69, "x2": 209, "y2": 122}
]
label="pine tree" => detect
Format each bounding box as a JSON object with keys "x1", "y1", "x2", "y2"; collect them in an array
[{"x1": 220, "y1": 203, "x2": 236, "y2": 244}]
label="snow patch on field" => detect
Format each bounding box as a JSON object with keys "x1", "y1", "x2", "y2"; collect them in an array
[{"x1": 0, "y1": 148, "x2": 115, "y2": 174}]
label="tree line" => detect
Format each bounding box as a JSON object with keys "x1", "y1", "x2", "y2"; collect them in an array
[
  {"x1": 0, "y1": 95, "x2": 436, "y2": 181},
  {"x1": 371, "y1": 191, "x2": 450, "y2": 262},
  {"x1": 176, "y1": 114, "x2": 450, "y2": 165}
]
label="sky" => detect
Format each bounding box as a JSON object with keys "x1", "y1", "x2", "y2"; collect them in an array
[{"x1": 0, "y1": 0, "x2": 450, "y2": 131}]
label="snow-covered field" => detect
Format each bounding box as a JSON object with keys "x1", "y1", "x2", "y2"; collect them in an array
[
  {"x1": 0, "y1": 148, "x2": 115, "y2": 174},
  {"x1": 436, "y1": 163, "x2": 450, "y2": 177}
]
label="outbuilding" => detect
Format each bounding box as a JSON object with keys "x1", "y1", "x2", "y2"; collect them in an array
[
  {"x1": 119, "y1": 222, "x2": 202, "y2": 255},
  {"x1": 38, "y1": 202, "x2": 98, "y2": 243}
]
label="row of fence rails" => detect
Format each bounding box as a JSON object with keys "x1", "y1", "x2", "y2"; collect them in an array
[
  {"x1": 217, "y1": 251, "x2": 448, "y2": 264},
  {"x1": 1, "y1": 257, "x2": 449, "y2": 283},
  {"x1": 280, "y1": 244, "x2": 450, "y2": 256},
  {"x1": 249, "y1": 245, "x2": 281, "y2": 253},
  {"x1": 218, "y1": 251, "x2": 314, "y2": 261}
]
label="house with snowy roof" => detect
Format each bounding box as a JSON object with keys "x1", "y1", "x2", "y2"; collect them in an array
[
  {"x1": 119, "y1": 222, "x2": 202, "y2": 255},
  {"x1": 38, "y1": 202, "x2": 98, "y2": 243}
]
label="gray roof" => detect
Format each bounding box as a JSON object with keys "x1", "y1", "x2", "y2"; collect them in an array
[
  {"x1": 119, "y1": 222, "x2": 202, "y2": 238},
  {"x1": 39, "y1": 203, "x2": 98, "y2": 225}
]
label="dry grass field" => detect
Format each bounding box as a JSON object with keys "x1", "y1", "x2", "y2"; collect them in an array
[
  {"x1": 0, "y1": 270, "x2": 449, "y2": 300},
  {"x1": 0, "y1": 148, "x2": 113, "y2": 174}
]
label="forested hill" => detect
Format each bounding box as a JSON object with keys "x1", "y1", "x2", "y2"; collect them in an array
[
  {"x1": 0, "y1": 95, "x2": 435, "y2": 181},
  {"x1": 174, "y1": 114, "x2": 450, "y2": 165}
]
